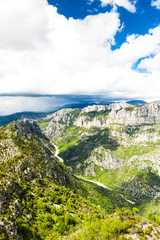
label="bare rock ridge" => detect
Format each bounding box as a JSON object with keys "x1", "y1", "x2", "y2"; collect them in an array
[
  {"x1": 12, "y1": 119, "x2": 47, "y2": 140},
  {"x1": 41, "y1": 101, "x2": 160, "y2": 202},
  {"x1": 0, "y1": 120, "x2": 73, "y2": 186},
  {"x1": 44, "y1": 101, "x2": 160, "y2": 138},
  {"x1": 74, "y1": 101, "x2": 160, "y2": 128}
]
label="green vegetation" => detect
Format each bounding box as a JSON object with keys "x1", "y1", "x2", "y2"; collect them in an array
[
  {"x1": 64, "y1": 208, "x2": 160, "y2": 240},
  {"x1": 79, "y1": 162, "x2": 160, "y2": 206},
  {"x1": 124, "y1": 125, "x2": 140, "y2": 136},
  {"x1": 125, "y1": 107, "x2": 135, "y2": 112},
  {"x1": 0, "y1": 120, "x2": 129, "y2": 239},
  {"x1": 38, "y1": 117, "x2": 53, "y2": 130},
  {"x1": 81, "y1": 109, "x2": 111, "y2": 120},
  {"x1": 54, "y1": 126, "x2": 85, "y2": 153},
  {"x1": 58, "y1": 127, "x2": 118, "y2": 167},
  {"x1": 137, "y1": 197, "x2": 160, "y2": 217},
  {"x1": 112, "y1": 143, "x2": 160, "y2": 160},
  {"x1": 2, "y1": 102, "x2": 160, "y2": 239},
  {"x1": 0, "y1": 172, "x2": 108, "y2": 239}
]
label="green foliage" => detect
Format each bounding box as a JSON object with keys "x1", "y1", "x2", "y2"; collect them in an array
[
  {"x1": 65, "y1": 210, "x2": 138, "y2": 240},
  {"x1": 133, "y1": 207, "x2": 139, "y2": 215},
  {"x1": 59, "y1": 127, "x2": 119, "y2": 168},
  {"x1": 125, "y1": 107, "x2": 135, "y2": 112},
  {"x1": 115, "y1": 207, "x2": 140, "y2": 219},
  {"x1": 1, "y1": 119, "x2": 160, "y2": 240},
  {"x1": 125, "y1": 125, "x2": 140, "y2": 136},
  {"x1": 144, "y1": 225, "x2": 153, "y2": 236},
  {"x1": 112, "y1": 144, "x2": 160, "y2": 160},
  {"x1": 81, "y1": 109, "x2": 111, "y2": 120},
  {"x1": 37, "y1": 117, "x2": 53, "y2": 130},
  {"x1": 146, "y1": 212, "x2": 160, "y2": 224}
]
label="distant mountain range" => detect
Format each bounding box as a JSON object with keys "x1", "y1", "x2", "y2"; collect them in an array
[
  {"x1": 126, "y1": 100, "x2": 147, "y2": 105},
  {"x1": 0, "y1": 99, "x2": 147, "y2": 126}
]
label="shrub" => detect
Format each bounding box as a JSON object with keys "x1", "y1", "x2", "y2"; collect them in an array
[{"x1": 145, "y1": 225, "x2": 153, "y2": 236}]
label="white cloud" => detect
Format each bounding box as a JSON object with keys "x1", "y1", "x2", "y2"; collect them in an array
[
  {"x1": 0, "y1": 0, "x2": 49, "y2": 50},
  {"x1": 0, "y1": 1, "x2": 121, "y2": 95},
  {"x1": 138, "y1": 53, "x2": 160, "y2": 71},
  {"x1": 0, "y1": 0, "x2": 160, "y2": 114},
  {"x1": 151, "y1": 0, "x2": 160, "y2": 9},
  {"x1": 112, "y1": 26, "x2": 160, "y2": 65},
  {"x1": 99, "y1": 0, "x2": 136, "y2": 13}
]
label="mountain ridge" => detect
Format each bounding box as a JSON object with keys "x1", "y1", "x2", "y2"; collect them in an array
[
  {"x1": 0, "y1": 99, "x2": 147, "y2": 127},
  {"x1": 1, "y1": 120, "x2": 133, "y2": 239},
  {"x1": 39, "y1": 101, "x2": 160, "y2": 211}
]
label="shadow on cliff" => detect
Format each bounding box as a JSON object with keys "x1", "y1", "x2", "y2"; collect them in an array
[{"x1": 61, "y1": 128, "x2": 120, "y2": 167}]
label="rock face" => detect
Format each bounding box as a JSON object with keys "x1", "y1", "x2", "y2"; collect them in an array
[
  {"x1": 74, "y1": 101, "x2": 160, "y2": 128},
  {"x1": 81, "y1": 105, "x2": 109, "y2": 113},
  {"x1": 85, "y1": 146, "x2": 125, "y2": 170},
  {"x1": 45, "y1": 101, "x2": 160, "y2": 137},
  {"x1": 44, "y1": 108, "x2": 81, "y2": 138},
  {"x1": 40, "y1": 101, "x2": 160, "y2": 202},
  {"x1": 13, "y1": 119, "x2": 47, "y2": 140},
  {"x1": 0, "y1": 120, "x2": 73, "y2": 184}
]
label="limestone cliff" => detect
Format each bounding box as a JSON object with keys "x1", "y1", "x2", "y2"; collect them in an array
[
  {"x1": 40, "y1": 101, "x2": 160, "y2": 202},
  {"x1": 74, "y1": 101, "x2": 160, "y2": 128}
]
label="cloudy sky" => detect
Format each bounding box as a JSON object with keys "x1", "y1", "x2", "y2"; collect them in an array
[{"x1": 0, "y1": 0, "x2": 160, "y2": 115}]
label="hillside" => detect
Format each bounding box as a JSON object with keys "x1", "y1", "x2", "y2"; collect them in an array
[
  {"x1": 0, "y1": 112, "x2": 48, "y2": 127},
  {"x1": 0, "y1": 120, "x2": 132, "y2": 239},
  {"x1": 1, "y1": 102, "x2": 160, "y2": 239},
  {"x1": 40, "y1": 101, "x2": 160, "y2": 214}
]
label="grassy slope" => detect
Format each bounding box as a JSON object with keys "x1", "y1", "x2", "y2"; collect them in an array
[
  {"x1": 37, "y1": 111, "x2": 160, "y2": 216},
  {"x1": 0, "y1": 121, "x2": 130, "y2": 240},
  {"x1": 64, "y1": 209, "x2": 160, "y2": 240},
  {"x1": 37, "y1": 117, "x2": 53, "y2": 130}
]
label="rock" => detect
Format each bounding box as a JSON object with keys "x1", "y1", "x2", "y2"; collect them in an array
[
  {"x1": 13, "y1": 120, "x2": 47, "y2": 140},
  {"x1": 85, "y1": 146, "x2": 125, "y2": 170},
  {"x1": 74, "y1": 101, "x2": 160, "y2": 128}
]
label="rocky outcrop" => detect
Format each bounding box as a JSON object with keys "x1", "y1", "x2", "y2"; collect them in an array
[
  {"x1": 44, "y1": 108, "x2": 81, "y2": 138},
  {"x1": 40, "y1": 101, "x2": 160, "y2": 202},
  {"x1": 74, "y1": 101, "x2": 160, "y2": 128},
  {"x1": 85, "y1": 146, "x2": 125, "y2": 170},
  {"x1": 81, "y1": 105, "x2": 109, "y2": 113},
  {"x1": 128, "y1": 150, "x2": 160, "y2": 176},
  {"x1": 13, "y1": 119, "x2": 47, "y2": 140},
  {"x1": 0, "y1": 139, "x2": 21, "y2": 162}
]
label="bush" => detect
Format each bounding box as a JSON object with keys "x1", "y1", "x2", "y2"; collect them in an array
[{"x1": 145, "y1": 225, "x2": 153, "y2": 236}]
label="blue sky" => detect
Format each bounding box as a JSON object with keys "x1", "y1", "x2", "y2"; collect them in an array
[
  {"x1": 48, "y1": 0, "x2": 160, "y2": 48},
  {"x1": 0, "y1": 0, "x2": 160, "y2": 115}
]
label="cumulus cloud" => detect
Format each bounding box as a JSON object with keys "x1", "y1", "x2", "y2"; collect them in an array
[
  {"x1": 0, "y1": 1, "x2": 121, "y2": 95},
  {"x1": 138, "y1": 53, "x2": 160, "y2": 71},
  {"x1": 0, "y1": 0, "x2": 160, "y2": 113},
  {"x1": 0, "y1": 0, "x2": 49, "y2": 50},
  {"x1": 113, "y1": 26, "x2": 160, "y2": 65},
  {"x1": 99, "y1": 0, "x2": 136, "y2": 12},
  {"x1": 151, "y1": 0, "x2": 160, "y2": 9}
]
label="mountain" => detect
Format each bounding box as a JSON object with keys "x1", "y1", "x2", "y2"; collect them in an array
[
  {"x1": 0, "y1": 112, "x2": 48, "y2": 127},
  {"x1": 0, "y1": 99, "x2": 143, "y2": 127},
  {"x1": 126, "y1": 100, "x2": 147, "y2": 105},
  {"x1": 0, "y1": 120, "x2": 133, "y2": 239},
  {"x1": 1, "y1": 103, "x2": 160, "y2": 239},
  {"x1": 41, "y1": 101, "x2": 160, "y2": 213}
]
